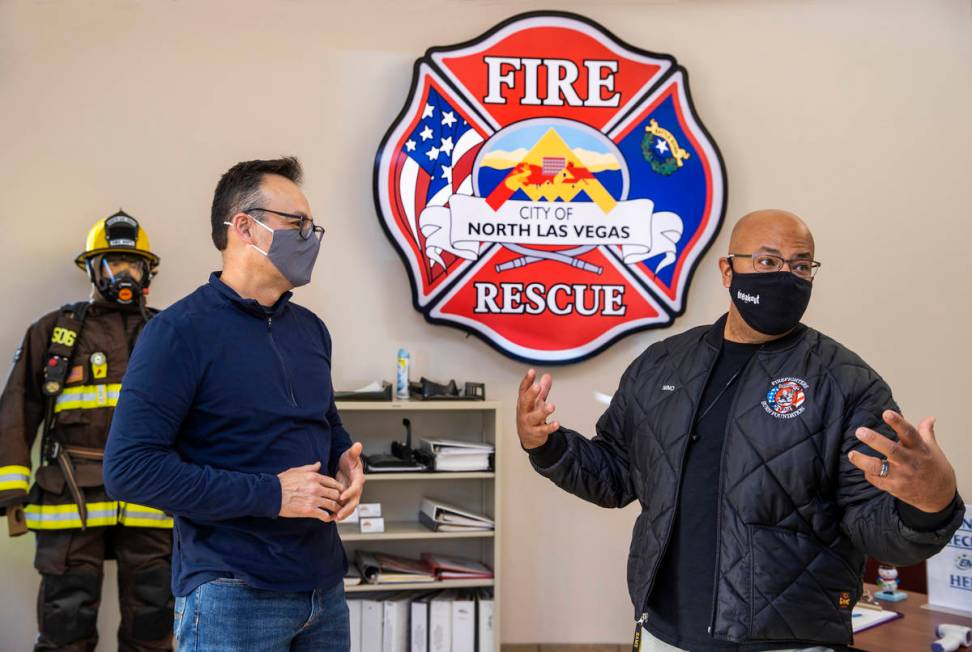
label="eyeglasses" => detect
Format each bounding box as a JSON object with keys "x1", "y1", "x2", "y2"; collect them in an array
[
  {"x1": 244, "y1": 207, "x2": 325, "y2": 242},
  {"x1": 726, "y1": 252, "x2": 821, "y2": 280}
]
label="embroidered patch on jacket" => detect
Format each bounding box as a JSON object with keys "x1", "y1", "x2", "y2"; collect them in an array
[
  {"x1": 761, "y1": 377, "x2": 808, "y2": 419},
  {"x1": 838, "y1": 591, "x2": 851, "y2": 609},
  {"x1": 66, "y1": 365, "x2": 84, "y2": 385}
]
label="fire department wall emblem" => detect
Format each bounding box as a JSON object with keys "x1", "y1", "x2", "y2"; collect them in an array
[{"x1": 374, "y1": 11, "x2": 727, "y2": 364}]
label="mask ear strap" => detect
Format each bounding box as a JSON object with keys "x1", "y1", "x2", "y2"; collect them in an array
[
  {"x1": 224, "y1": 219, "x2": 271, "y2": 256},
  {"x1": 249, "y1": 217, "x2": 274, "y2": 234}
]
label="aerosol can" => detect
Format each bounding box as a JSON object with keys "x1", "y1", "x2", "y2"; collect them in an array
[{"x1": 396, "y1": 349, "x2": 411, "y2": 400}]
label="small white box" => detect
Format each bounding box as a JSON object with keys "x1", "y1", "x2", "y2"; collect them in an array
[
  {"x1": 359, "y1": 517, "x2": 385, "y2": 534},
  {"x1": 358, "y1": 503, "x2": 382, "y2": 518},
  {"x1": 343, "y1": 507, "x2": 360, "y2": 524}
]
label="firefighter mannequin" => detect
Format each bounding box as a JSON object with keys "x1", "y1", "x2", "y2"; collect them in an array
[{"x1": 0, "y1": 211, "x2": 173, "y2": 651}]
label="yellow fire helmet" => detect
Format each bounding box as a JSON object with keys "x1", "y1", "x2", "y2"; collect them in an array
[{"x1": 74, "y1": 210, "x2": 160, "y2": 272}]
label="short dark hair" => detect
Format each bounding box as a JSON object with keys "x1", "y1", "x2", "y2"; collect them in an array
[{"x1": 210, "y1": 156, "x2": 303, "y2": 250}]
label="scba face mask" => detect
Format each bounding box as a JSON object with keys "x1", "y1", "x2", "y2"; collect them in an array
[
  {"x1": 729, "y1": 271, "x2": 812, "y2": 336},
  {"x1": 227, "y1": 218, "x2": 321, "y2": 287},
  {"x1": 90, "y1": 256, "x2": 148, "y2": 305}
]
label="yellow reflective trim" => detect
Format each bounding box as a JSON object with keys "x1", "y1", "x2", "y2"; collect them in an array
[
  {"x1": 27, "y1": 516, "x2": 120, "y2": 530},
  {"x1": 121, "y1": 517, "x2": 174, "y2": 528},
  {"x1": 27, "y1": 503, "x2": 80, "y2": 514},
  {"x1": 24, "y1": 501, "x2": 172, "y2": 530},
  {"x1": 24, "y1": 501, "x2": 120, "y2": 530},
  {"x1": 87, "y1": 516, "x2": 119, "y2": 527},
  {"x1": 25, "y1": 501, "x2": 118, "y2": 514},
  {"x1": 54, "y1": 383, "x2": 122, "y2": 413},
  {"x1": 118, "y1": 502, "x2": 174, "y2": 528},
  {"x1": 118, "y1": 501, "x2": 167, "y2": 514},
  {"x1": 0, "y1": 465, "x2": 30, "y2": 492},
  {"x1": 28, "y1": 518, "x2": 83, "y2": 529}
]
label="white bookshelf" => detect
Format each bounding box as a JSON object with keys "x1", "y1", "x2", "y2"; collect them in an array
[
  {"x1": 338, "y1": 401, "x2": 499, "y2": 412},
  {"x1": 337, "y1": 399, "x2": 501, "y2": 650},
  {"x1": 345, "y1": 579, "x2": 496, "y2": 594},
  {"x1": 338, "y1": 521, "x2": 495, "y2": 542},
  {"x1": 362, "y1": 471, "x2": 495, "y2": 481}
]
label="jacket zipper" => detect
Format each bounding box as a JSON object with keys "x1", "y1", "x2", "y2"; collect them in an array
[
  {"x1": 637, "y1": 343, "x2": 722, "y2": 626},
  {"x1": 267, "y1": 316, "x2": 298, "y2": 407},
  {"x1": 706, "y1": 346, "x2": 763, "y2": 638}
]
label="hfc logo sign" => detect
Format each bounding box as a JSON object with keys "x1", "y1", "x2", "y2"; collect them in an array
[{"x1": 374, "y1": 12, "x2": 727, "y2": 363}]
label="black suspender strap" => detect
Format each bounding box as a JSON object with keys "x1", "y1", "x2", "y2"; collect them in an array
[{"x1": 39, "y1": 301, "x2": 92, "y2": 529}]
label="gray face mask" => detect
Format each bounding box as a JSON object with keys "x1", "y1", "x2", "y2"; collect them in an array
[{"x1": 225, "y1": 218, "x2": 321, "y2": 287}]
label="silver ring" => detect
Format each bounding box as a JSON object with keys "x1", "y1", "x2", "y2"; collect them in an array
[{"x1": 879, "y1": 459, "x2": 890, "y2": 478}]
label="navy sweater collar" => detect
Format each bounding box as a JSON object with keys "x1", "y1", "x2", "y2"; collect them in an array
[{"x1": 208, "y1": 272, "x2": 293, "y2": 318}]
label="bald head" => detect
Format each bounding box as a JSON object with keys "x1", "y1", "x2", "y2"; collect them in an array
[
  {"x1": 728, "y1": 209, "x2": 814, "y2": 257},
  {"x1": 719, "y1": 210, "x2": 817, "y2": 341},
  {"x1": 719, "y1": 209, "x2": 817, "y2": 295}
]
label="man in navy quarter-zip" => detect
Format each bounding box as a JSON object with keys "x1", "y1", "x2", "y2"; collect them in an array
[
  {"x1": 516, "y1": 210, "x2": 963, "y2": 651},
  {"x1": 104, "y1": 157, "x2": 364, "y2": 652}
]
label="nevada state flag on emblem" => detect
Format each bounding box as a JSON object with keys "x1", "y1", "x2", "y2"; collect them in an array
[{"x1": 374, "y1": 11, "x2": 727, "y2": 364}]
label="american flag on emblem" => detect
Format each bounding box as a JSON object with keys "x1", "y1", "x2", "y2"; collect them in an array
[
  {"x1": 396, "y1": 87, "x2": 484, "y2": 277},
  {"x1": 542, "y1": 157, "x2": 566, "y2": 176}
]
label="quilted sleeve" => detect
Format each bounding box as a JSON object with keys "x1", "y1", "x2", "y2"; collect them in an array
[
  {"x1": 527, "y1": 348, "x2": 651, "y2": 509},
  {"x1": 835, "y1": 361, "x2": 963, "y2": 566}
]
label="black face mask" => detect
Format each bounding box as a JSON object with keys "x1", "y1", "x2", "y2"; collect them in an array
[
  {"x1": 88, "y1": 256, "x2": 149, "y2": 306},
  {"x1": 99, "y1": 270, "x2": 141, "y2": 305},
  {"x1": 729, "y1": 271, "x2": 812, "y2": 336}
]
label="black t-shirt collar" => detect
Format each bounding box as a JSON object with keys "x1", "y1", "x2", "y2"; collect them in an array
[{"x1": 705, "y1": 312, "x2": 807, "y2": 353}]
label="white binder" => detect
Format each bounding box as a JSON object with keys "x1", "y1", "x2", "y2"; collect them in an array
[
  {"x1": 410, "y1": 592, "x2": 435, "y2": 652},
  {"x1": 451, "y1": 593, "x2": 476, "y2": 652},
  {"x1": 361, "y1": 596, "x2": 385, "y2": 652},
  {"x1": 383, "y1": 595, "x2": 410, "y2": 652},
  {"x1": 477, "y1": 590, "x2": 495, "y2": 652},
  {"x1": 428, "y1": 591, "x2": 455, "y2": 652},
  {"x1": 348, "y1": 599, "x2": 362, "y2": 652}
]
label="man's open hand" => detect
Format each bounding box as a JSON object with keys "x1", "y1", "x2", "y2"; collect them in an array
[
  {"x1": 335, "y1": 442, "x2": 365, "y2": 522},
  {"x1": 277, "y1": 461, "x2": 345, "y2": 523},
  {"x1": 516, "y1": 368, "x2": 559, "y2": 450},
  {"x1": 849, "y1": 410, "x2": 957, "y2": 513}
]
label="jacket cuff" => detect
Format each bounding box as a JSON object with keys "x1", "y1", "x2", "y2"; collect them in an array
[
  {"x1": 896, "y1": 492, "x2": 963, "y2": 532},
  {"x1": 0, "y1": 490, "x2": 28, "y2": 510},
  {"x1": 526, "y1": 428, "x2": 568, "y2": 469},
  {"x1": 257, "y1": 473, "x2": 283, "y2": 519}
]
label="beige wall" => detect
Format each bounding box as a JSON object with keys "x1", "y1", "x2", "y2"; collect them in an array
[{"x1": 1, "y1": 0, "x2": 970, "y2": 648}]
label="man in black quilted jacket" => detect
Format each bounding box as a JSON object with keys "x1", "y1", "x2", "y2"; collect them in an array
[{"x1": 517, "y1": 209, "x2": 963, "y2": 651}]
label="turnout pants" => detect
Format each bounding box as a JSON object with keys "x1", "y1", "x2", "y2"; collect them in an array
[{"x1": 33, "y1": 526, "x2": 173, "y2": 652}]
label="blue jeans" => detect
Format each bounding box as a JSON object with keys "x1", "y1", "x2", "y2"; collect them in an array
[{"x1": 174, "y1": 578, "x2": 349, "y2": 651}]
